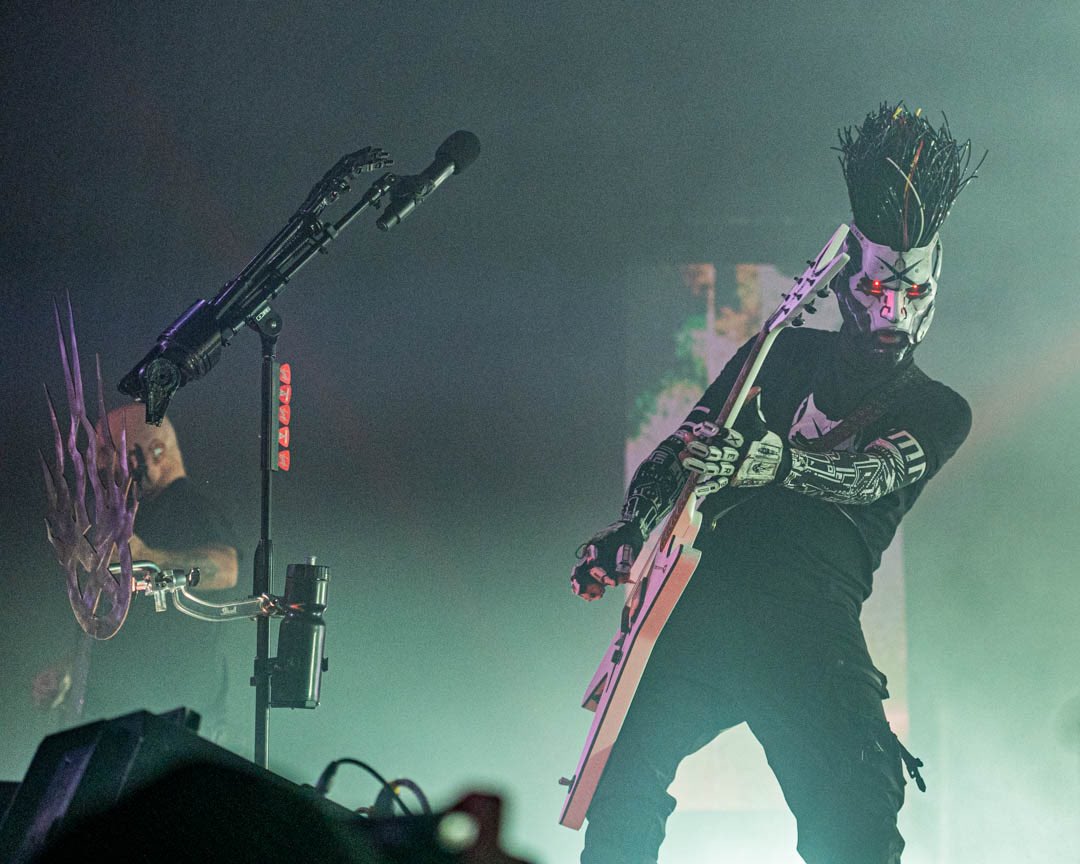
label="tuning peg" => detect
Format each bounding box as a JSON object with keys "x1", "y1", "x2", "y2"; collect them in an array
[
  {"x1": 816, "y1": 287, "x2": 830, "y2": 298},
  {"x1": 805, "y1": 302, "x2": 817, "y2": 314},
  {"x1": 791, "y1": 315, "x2": 805, "y2": 327}
]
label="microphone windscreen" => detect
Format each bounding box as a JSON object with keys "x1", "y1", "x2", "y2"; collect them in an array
[{"x1": 437, "y1": 130, "x2": 481, "y2": 174}]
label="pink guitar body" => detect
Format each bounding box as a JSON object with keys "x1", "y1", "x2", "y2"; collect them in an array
[
  {"x1": 559, "y1": 225, "x2": 851, "y2": 830},
  {"x1": 560, "y1": 500, "x2": 703, "y2": 828}
]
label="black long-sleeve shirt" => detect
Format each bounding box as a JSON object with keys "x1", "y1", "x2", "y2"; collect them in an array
[{"x1": 655, "y1": 328, "x2": 970, "y2": 625}]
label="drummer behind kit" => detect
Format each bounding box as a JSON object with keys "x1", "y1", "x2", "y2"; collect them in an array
[
  {"x1": 23, "y1": 299, "x2": 530, "y2": 864},
  {"x1": 37, "y1": 299, "x2": 332, "y2": 720}
]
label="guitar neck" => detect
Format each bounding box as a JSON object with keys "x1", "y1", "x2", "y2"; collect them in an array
[{"x1": 715, "y1": 328, "x2": 778, "y2": 430}]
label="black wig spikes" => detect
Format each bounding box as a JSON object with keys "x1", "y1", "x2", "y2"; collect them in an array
[{"x1": 837, "y1": 103, "x2": 984, "y2": 251}]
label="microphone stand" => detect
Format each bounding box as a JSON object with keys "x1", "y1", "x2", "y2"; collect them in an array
[
  {"x1": 118, "y1": 145, "x2": 399, "y2": 769},
  {"x1": 253, "y1": 315, "x2": 279, "y2": 769}
]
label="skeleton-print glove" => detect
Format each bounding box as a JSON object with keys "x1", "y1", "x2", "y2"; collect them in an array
[
  {"x1": 570, "y1": 520, "x2": 644, "y2": 601},
  {"x1": 680, "y1": 390, "x2": 789, "y2": 496}
]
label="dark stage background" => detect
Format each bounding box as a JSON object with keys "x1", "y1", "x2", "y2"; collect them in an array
[{"x1": 2, "y1": 3, "x2": 1079, "y2": 861}]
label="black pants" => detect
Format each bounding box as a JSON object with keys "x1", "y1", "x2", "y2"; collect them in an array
[{"x1": 580, "y1": 595, "x2": 906, "y2": 864}]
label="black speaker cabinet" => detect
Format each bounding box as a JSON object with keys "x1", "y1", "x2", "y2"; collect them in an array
[{"x1": 0, "y1": 709, "x2": 529, "y2": 863}]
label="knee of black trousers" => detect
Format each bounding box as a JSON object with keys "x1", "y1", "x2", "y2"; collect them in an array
[
  {"x1": 794, "y1": 713, "x2": 907, "y2": 864},
  {"x1": 827, "y1": 651, "x2": 907, "y2": 805},
  {"x1": 587, "y1": 781, "x2": 678, "y2": 821},
  {"x1": 853, "y1": 711, "x2": 908, "y2": 814},
  {"x1": 582, "y1": 789, "x2": 676, "y2": 864},
  {"x1": 585, "y1": 781, "x2": 678, "y2": 841},
  {"x1": 793, "y1": 653, "x2": 908, "y2": 864}
]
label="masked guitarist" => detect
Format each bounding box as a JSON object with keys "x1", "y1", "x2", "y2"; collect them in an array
[{"x1": 570, "y1": 104, "x2": 982, "y2": 864}]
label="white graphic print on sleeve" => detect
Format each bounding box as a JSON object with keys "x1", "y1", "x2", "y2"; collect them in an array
[{"x1": 783, "y1": 393, "x2": 929, "y2": 505}]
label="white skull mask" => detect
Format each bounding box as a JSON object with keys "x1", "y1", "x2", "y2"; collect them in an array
[{"x1": 834, "y1": 222, "x2": 942, "y2": 363}]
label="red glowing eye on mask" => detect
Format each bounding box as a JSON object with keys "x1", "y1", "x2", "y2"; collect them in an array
[{"x1": 859, "y1": 276, "x2": 885, "y2": 296}]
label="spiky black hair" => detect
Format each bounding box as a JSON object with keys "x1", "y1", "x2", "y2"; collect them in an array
[{"x1": 837, "y1": 103, "x2": 984, "y2": 251}]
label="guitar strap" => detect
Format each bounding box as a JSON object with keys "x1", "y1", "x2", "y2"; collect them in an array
[{"x1": 796, "y1": 364, "x2": 929, "y2": 453}]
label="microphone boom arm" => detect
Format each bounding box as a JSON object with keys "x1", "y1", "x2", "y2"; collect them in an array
[{"x1": 119, "y1": 147, "x2": 398, "y2": 423}]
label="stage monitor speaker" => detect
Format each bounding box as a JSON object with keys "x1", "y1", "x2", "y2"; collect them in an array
[{"x1": 0, "y1": 708, "x2": 530, "y2": 863}]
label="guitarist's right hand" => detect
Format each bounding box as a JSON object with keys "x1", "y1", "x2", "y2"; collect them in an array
[{"x1": 570, "y1": 520, "x2": 644, "y2": 601}]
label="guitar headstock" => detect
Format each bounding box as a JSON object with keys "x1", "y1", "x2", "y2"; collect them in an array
[{"x1": 765, "y1": 224, "x2": 850, "y2": 334}]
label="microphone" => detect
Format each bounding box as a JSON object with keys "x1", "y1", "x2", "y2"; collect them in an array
[{"x1": 376, "y1": 130, "x2": 480, "y2": 231}]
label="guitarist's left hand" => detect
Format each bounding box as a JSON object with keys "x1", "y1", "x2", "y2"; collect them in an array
[{"x1": 681, "y1": 389, "x2": 789, "y2": 496}]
